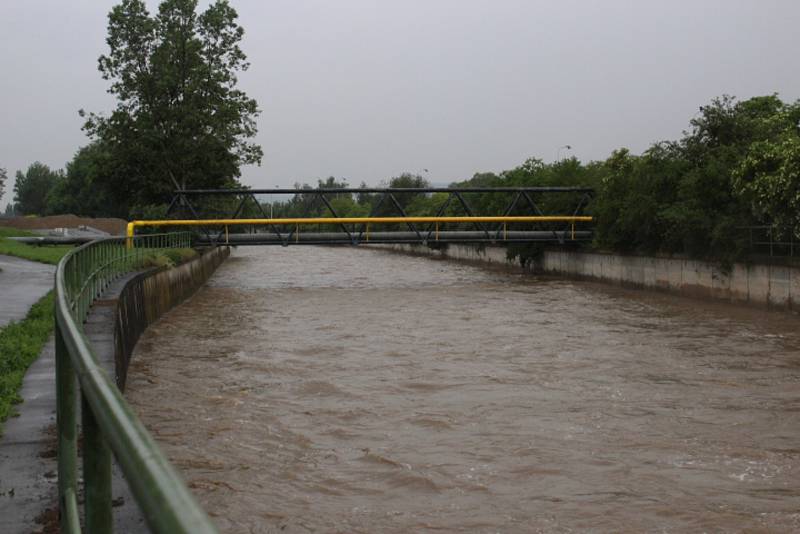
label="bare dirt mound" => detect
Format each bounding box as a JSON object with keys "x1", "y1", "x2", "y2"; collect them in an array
[{"x1": 0, "y1": 215, "x2": 127, "y2": 235}]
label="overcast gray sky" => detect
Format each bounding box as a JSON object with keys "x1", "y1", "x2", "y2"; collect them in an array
[{"x1": 1, "y1": 0, "x2": 799, "y2": 207}]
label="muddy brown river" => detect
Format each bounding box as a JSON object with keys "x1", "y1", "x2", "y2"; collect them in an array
[{"x1": 126, "y1": 247, "x2": 800, "y2": 533}]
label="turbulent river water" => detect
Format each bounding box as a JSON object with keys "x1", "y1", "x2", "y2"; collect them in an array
[{"x1": 126, "y1": 247, "x2": 800, "y2": 533}]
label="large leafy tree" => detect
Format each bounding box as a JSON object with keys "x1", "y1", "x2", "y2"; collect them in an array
[
  {"x1": 82, "y1": 0, "x2": 262, "y2": 216},
  {"x1": 13, "y1": 162, "x2": 61, "y2": 215}
]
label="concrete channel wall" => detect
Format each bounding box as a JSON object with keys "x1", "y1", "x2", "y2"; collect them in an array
[
  {"x1": 540, "y1": 250, "x2": 800, "y2": 311},
  {"x1": 374, "y1": 243, "x2": 516, "y2": 269},
  {"x1": 113, "y1": 245, "x2": 230, "y2": 389},
  {"x1": 373, "y1": 243, "x2": 800, "y2": 311}
]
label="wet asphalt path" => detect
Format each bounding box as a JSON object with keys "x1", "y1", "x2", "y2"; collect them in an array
[
  {"x1": 0, "y1": 255, "x2": 55, "y2": 533},
  {"x1": 0, "y1": 255, "x2": 55, "y2": 326}
]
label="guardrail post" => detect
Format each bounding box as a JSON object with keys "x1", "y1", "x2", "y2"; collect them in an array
[
  {"x1": 82, "y1": 393, "x2": 113, "y2": 532},
  {"x1": 56, "y1": 322, "x2": 80, "y2": 533}
]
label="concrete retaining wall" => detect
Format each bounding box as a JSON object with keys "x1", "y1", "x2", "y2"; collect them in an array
[
  {"x1": 372, "y1": 243, "x2": 519, "y2": 270},
  {"x1": 113, "y1": 246, "x2": 230, "y2": 389},
  {"x1": 373, "y1": 243, "x2": 799, "y2": 311},
  {"x1": 541, "y1": 249, "x2": 799, "y2": 311}
]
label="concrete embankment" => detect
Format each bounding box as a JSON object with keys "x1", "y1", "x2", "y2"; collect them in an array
[
  {"x1": 373, "y1": 244, "x2": 800, "y2": 311},
  {"x1": 0, "y1": 245, "x2": 229, "y2": 534},
  {"x1": 111, "y1": 245, "x2": 231, "y2": 390}
]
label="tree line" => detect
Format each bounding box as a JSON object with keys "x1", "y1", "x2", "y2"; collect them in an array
[
  {"x1": 459, "y1": 94, "x2": 800, "y2": 265},
  {"x1": 6, "y1": 93, "x2": 798, "y2": 267},
  {"x1": 3, "y1": 0, "x2": 798, "y2": 267},
  {"x1": 234, "y1": 93, "x2": 798, "y2": 265}
]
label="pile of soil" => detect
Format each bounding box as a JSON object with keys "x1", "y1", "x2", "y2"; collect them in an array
[{"x1": 0, "y1": 215, "x2": 128, "y2": 236}]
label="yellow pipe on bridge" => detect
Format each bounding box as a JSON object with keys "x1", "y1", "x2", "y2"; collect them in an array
[{"x1": 126, "y1": 215, "x2": 593, "y2": 240}]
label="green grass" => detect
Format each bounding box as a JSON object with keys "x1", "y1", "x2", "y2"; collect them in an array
[
  {"x1": 0, "y1": 292, "x2": 55, "y2": 434},
  {"x1": 0, "y1": 227, "x2": 38, "y2": 238},
  {"x1": 0, "y1": 227, "x2": 72, "y2": 265},
  {"x1": 141, "y1": 247, "x2": 199, "y2": 268}
]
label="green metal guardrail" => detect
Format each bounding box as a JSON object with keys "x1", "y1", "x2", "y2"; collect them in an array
[{"x1": 54, "y1": 232, "x2": 218, "y2": 533}]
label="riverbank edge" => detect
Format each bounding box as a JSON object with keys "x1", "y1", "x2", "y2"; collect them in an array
[
  {"x1": 110, "y1": 245, "x2": 230, "y2": 390},
  {"x1": 368, "y1": 244, "x2": 800, "y2": 312},
  {"x1": 86, "y1": 245, "x2": 231, "y2": 532}
]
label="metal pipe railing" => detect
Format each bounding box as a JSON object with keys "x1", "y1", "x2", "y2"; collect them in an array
[
  {"x1": 54, "y1": 232, "x2": 218, "y2": 533},
  {"x1": 741, "y1": 225, "x2": 798, "y2": 258},
  {"x1": 173, "y1": 186, "x2": 596, "y2": 194},
  {"x1": 129, "y1": 215, "x2": 593, "y2": 230}
]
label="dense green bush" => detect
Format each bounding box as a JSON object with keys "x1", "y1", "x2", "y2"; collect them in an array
[{"x1": 592, "y1": 95, "x2": 798, "y2": 264}]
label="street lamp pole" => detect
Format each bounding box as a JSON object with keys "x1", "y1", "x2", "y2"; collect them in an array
[{"x1": 557, "y1": 145, "x2": 572, "y2": 161}]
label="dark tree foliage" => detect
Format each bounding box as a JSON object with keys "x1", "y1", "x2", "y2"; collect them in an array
[
  {"x1": 452, "y1": 157, "x2": 606, "y2": 262},
  {"x1": 0, "y1": 167, "x2": 7, "y2": 202},
  {"x1": 46, "y1": 143, "x2": 118, "y2": 217},
  {"x1": 81, "y1": 0, "x2": 262, "y2": 217},
  {"x1": 447, "y1": 94, "x2": 798, "y2": 266},
  {"x1": 13, "y1": 162, "x2": 61, "y2": 216},
  {"x1": 257, "y1": 173, "x2": 433, "y2": 224},
  {"x1": 381, "y1": 173, "x2": 431, "y2": 212},
  {"x1": 594, "y1": 94, "x2": 799, "y2": 263}
]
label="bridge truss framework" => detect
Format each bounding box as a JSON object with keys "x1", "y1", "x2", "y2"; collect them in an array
[{"x1": 136, "y1": 187, "x2": 595, "y2": 246}]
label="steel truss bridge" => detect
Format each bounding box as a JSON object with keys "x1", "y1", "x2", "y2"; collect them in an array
[{"x1": 127, "y1": 187, "x2": 595, "y2": 246}]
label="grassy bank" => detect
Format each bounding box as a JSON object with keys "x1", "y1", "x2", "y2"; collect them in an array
[
  {"x1": 0, "y1": 292, "x2": 54, "y2": 433},
  {"x1": 0, "y1": 227, "x2": 72, "y2": 265},
  {"x1": 142, "y1": 247, "x2": 198, "y2": 268}
]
